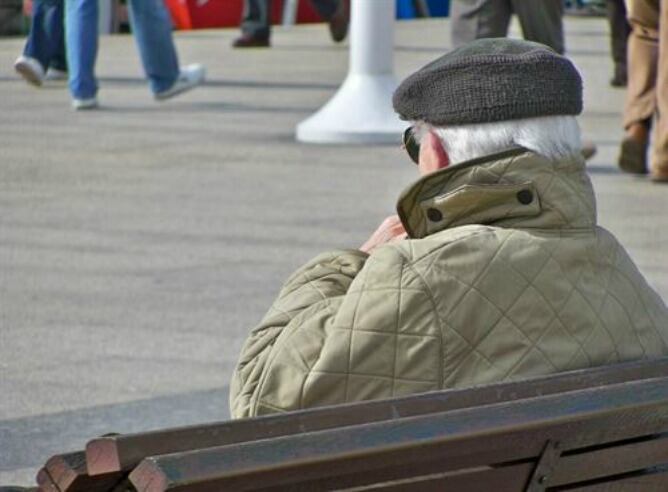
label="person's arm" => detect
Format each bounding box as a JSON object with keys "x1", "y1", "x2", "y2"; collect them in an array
[
  {"x1": 230, "y1": 216, "x2": 412, "y2": 418},
  {"x1": 230, "y1": 231, "x2": 440, "y2": 417},
  {"x1": 230, "y1": 249, "x2": 368, "y2": 418}
]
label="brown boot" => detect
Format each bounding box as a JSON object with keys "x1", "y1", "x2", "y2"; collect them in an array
[
  {"x1": 650, "y1": 159, "x2": 668, "y2": 182},
  {"x1": 618, "y1": 121, "x2": 650, "y2": 175}
]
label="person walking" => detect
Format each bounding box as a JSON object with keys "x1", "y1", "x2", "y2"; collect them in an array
[
  {"x1": 14, "y1": 0, "x2": 67, "y2": 86},
  {"x1": 606, "y1": 0, "x2": 630, "y2": 87},
  {"x1": 65, "y1": 0, "x2": 205, "y2": 110},
  {"x1": 618, "y1": 0, "x2": 667, "y2": 181},
  {"x1": 450, "y1": 0, "x2": 565, "y2": 54},
  {"x1": 232, "y1": 0, "x2": 349, "y2": 47}
]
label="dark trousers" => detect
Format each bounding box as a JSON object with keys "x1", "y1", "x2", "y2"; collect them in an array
[
  {"x1": 24, "y1": 0, "x2": 67, "y2": 71},
  {"x1": 450, "y1": 0, "x2": 565, "y2": 54},
  {"x1": 606, "y1": 0, "x2": 630, "y2": 78},
  {"x1": 241, "y1": 0, "x2": 339, "y2": 38}
]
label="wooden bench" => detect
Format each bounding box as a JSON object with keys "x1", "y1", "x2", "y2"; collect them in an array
[{"x1": 10, "y1": 357, "x2": 668, "y2": 491}]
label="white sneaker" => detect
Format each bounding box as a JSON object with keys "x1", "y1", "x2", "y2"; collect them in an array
[
  {"x1": 14, "y1": 55, "x2": 45, "y2": 87},
  {"x1": 72, "y1": 97, "x2": 99, "y2": 110},
  {"x1": 45, "y1": 67, "x2": 68, "y2": 82},
  {"x1": 154, "y1": 64, "x2": 206, "y2": 101}
]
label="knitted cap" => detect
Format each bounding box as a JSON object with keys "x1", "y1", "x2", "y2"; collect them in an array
[{"x1": 393, "y1": 38, "x2": 582, "y2": 126}]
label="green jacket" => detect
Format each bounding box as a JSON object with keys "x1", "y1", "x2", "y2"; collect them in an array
[{"x1": 230, "y1": 148, "x2": 668, "y2": 418}]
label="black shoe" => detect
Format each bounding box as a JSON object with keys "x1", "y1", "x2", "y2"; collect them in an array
[
  {"x1": 610, "y1": 65, "x2": 628, "y2": 87},
  {"x1": 328, "y1": 0, "x2": 349, "y2": 43},
  {"x1": 232, "y1": 33, "x2": 270, "y2": 48}
]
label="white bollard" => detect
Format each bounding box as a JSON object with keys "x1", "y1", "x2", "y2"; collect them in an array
[{"x1": 296, "y1": 0, "x2": 406, "y2": 144}]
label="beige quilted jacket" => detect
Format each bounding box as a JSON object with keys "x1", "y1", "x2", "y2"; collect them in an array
[{"x1": 230, "y1": 148, "x2": 668, "y2": 418}]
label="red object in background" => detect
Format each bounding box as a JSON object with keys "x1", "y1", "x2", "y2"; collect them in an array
[
  {"x1": 184, "y1": 0, "x2": 323, "y2": 29},
  {"x1": 23, "y1": 0, "x2": 322, "y2": 29},
  {"x1": 165, "y1": 0, "x2": 193, "y2": 29}
]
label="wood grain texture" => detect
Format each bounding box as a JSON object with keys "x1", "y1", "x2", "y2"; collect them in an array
[
  {"x1": 565, "y1": 466, "x2": 668, "y2": 491},
  {"x1": 41, "y1": 450, "x2": 125, "y2": 492}
]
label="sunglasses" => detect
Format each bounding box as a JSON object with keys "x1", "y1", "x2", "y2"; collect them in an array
[{"x1": 402, "y1": 126, "x2": 420, "y2": 165}]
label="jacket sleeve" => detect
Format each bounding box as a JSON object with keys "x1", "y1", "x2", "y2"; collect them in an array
[
  {"x1": 229, "y1": 249, "x2": 368, "y2": 418},
  {"x1": 229, "y1": 245, "x2": 441, "y2": 418}
]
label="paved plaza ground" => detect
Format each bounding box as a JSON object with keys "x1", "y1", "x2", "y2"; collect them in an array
[{"x1": 0, "y1": 15, "x2": 666, "y2": 486}]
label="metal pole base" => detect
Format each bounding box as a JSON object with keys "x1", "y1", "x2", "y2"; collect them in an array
[{"x1": 296, "y1": 73, "x2": 406, "y2": 144}]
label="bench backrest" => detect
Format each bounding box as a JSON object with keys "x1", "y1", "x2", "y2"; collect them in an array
[
  {"x1": 127, "y1": 375, "x2": 668, "y2": 491},
  {"x1": 32, "y1": 357, "x2": 668, "y2": 492},
  {"x1": 86, "y1": 357, "x2": 668, "y2": 476}
]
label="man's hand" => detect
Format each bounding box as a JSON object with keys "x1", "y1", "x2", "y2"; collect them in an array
[{"x1": 360, "y1": 215, "x2": 408, "y2": 253}]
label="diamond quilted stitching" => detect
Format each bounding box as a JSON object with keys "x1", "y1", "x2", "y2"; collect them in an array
[
  {"x1": 302, "y1": 371, "x2": 348, "y2": 408},
  {"x1": 350, "y1": 330, "x2": 396, "y2": 377},
  {"x1": 345, "y1": 374, "x2": 393, "y2": 400},
  {"x1": 476, "y1": 316, "x2": 535, "y2": 373},
  {"x1": 397, "y1": 288, "x2": 440, "y2": 336},
  {"x1": 535, "y1": 317, "x2": 588, "y2": 370},
  {"x1": 506, "y1": 286, "x2": 558, "y2": 343},
  {"x1": 474, "y1": 257, "x2": 529, "y2": 312},
  {"x1": 445, "y1": 350, "x2": 502, "y2": 387},
  {"x1": 394, "y1": 334, "x2": 441, "y2": 382},
  {"x1": 448, "y1": 288, "x2": 504, "y2": 347},
  {"x1": 531, "y1": 256, "x2": 574, "y2": 313},
  {"x1": 506, "y1": 348, "x2": 557, "y2": 380},
  {"x1": 348, "y1": 289, "x2": 400, "y2": 333},
  {"x1": 560, "y1": 290, "x2": 607, "y2": 346}
]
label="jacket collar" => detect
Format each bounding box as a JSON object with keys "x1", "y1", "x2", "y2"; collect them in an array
[{"x1": 396, "y1": 147, "x2": 597, "y2": 239}]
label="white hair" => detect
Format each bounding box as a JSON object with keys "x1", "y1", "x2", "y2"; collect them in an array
[{"x1": 413, "y1": 115, "x2": 582, "y2": 166}]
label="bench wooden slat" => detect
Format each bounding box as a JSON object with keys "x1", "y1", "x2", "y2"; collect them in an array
[
  {"x1": 86, "y1": 357, "x2": 668, "y2": 476},
  {"x1": 553, "y1": 434, "x2": 668, "y2": 486},
  {"x1": 128, "y1": 377, "x2": 668, "y2": 492},
  {"x1": 39, "y1": 451, "x2": 124, "y2": 492},
  {"x1": 250, "y1": 436, "x2": 668, "y2": 492},
  {"x1": 35, "y1": 468, "x2": 58, "y2": 492},
  {"x1": 566, "y1": 466, "x2": 668, "y2": 491},
  {"x1": 339, "y1": 463, "x2": 535, "y2": 492}
]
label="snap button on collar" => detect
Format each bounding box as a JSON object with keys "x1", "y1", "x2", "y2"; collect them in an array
[
  {"x1": 427, "y1": 208, "x2": 443, "y2": 222},
  {"x1": 516, "y1": 189, "x2": 534, "y2": 205}
]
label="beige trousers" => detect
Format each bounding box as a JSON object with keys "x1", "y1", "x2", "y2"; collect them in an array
[{"x1": 624, "y1": 0, "x2": 667, "y2": 170}]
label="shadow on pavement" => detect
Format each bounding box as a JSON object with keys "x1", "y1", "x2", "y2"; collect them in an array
[{"x1": 0, "y1": 386, "x2": 229, "y2": 473}]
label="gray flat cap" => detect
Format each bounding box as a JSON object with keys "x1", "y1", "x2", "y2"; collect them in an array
[{"x1": 393, "y1": 38, "x2": 582, "y2": 126}]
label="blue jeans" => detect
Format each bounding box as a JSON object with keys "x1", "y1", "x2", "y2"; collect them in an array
[
  {"x1": 24, "y1": 0, "x2": 67, "y2": 72},
  {"x1": 65, "y1": 0, "x2": 180, "y2": 99}
]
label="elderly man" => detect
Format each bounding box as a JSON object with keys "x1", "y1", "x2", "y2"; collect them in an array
[{"x1": 230, "y1": 39, "x2": 668, "y2": 419}]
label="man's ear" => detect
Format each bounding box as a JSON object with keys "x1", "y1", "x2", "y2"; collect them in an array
[{"x1": 418, "y1": 131, "x2": 450, "y2": 175}]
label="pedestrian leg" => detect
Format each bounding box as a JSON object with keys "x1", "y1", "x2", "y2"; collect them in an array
[
  {"x1": 23, "y1": 0, "x2": 52, "y2": 71},
  {"x1": 650, "y1": 0, "x2": 667, "y2": 179},
  {"x1": 618, "y1": 0, "x2": 659, "y2": 173},
  {"x1": 511, "y1": 0, "x2": 565, "y2": 54},
  {"x1": 237, "y1": 0, "x2": 272, "y2": 42},
  {"x1": 48, "y1": 0, "x2": 67, "y2": 72},
  {"x1": 450, "y1": 0, "x2": 512, "y2": 49},
  {"x1": 310, "y1": 0, "x2": 348, "y2": 42},
  {"x1": 127, "y1": 0, "x2": 180, "y2": 94},
  {"x1": 65, "y1": 0, "x2": 98, "y2": 100},
  {"x1": 606, "y1": 0, "x2": 630, "y2": 86}
]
